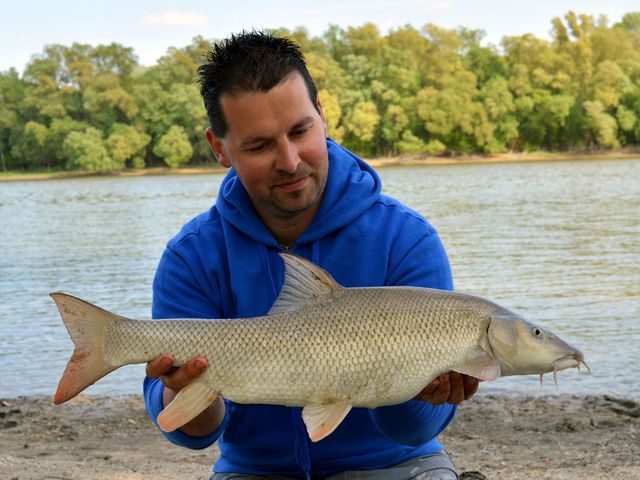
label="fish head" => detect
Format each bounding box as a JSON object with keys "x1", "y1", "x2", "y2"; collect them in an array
[{"x1": 488, "y1": 311, "x2": 587, "y2": 378}]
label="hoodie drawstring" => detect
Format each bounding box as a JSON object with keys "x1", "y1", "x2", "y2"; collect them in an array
[
  {"x1": 311, "y1": 241, "x2": 320, "y2": 266},
  {"x1": 260, "y1": 244, "x2": 279, "y2": 301},
  {"x1": 292, "y1": 407, "x2": 312, "y2": 480}
]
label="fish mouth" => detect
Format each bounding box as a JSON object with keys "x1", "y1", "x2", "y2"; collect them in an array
[{"x1": 540, "y1": 351, "x2": 591, "y2": 388}]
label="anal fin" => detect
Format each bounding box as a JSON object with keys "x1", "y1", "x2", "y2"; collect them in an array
[
  {"x1": 157, "y1": 379, "x2": 219, "y2": 432},
  {"x1": 453, "y1": 347, "x2": 501, "y2": 381},
  {"x1": 302, "y1": 402, "x2": 352, "y2": 442}
]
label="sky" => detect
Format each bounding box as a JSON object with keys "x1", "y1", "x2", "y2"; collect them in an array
[{"x1": 1, "y1": 0, "x2": 637, "y2": 73}]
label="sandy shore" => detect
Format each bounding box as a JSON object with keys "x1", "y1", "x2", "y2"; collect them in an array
[
  {"x1": 1, "y1": 394, "x2": 638, "y2": 479},
  {"x1": 1, "y1": 150, "x2": 638, "y2": 182}
]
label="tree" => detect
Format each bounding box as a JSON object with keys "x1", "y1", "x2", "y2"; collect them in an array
[
  {"x1": 12, "y1": 121, "x2": 49, "y2": 169},
  {"x1": 47, "y1": 117, "x2": 90, "y2": 166},
  {"x1": 106, "y1": 123, "x2": 151, "y2": 168},
  {"x1": 380, "y1": 104, "x2": 409, "y2": 153},
  {"x1": 83, "y1": 73, "x2": 138, "y2": 130},
  {"x1": 342, "y1": 23, "x2": 386, "y2": 61},
  {"x1": 134, "y1": 78, "x2": 208, "y2": 163},
  {"x1": 4, "y1": 14, "x2": 640, "y2": 171},
  {"x1": 551, "y1": 12, "x2": 595, "y2": 98},
  {"x1": 143, "y1": 37, "x2": 205, "y2": 88},
  {"x1": 616, "y1": 12, "x2": 640, "y2": 33},
  {"x1": 458, "y1": 27, "x2": 506, "y2": 85},
  {"x1": 616, "y1": 105, "x2": 637, "y2": 144},
  {"x1": 592, "y1": 60, "x2": 630, "y2": 108},
  {"x1": 344, "y1": 101, "x2": 380, "y2": 154},
  {"x1": 396, "y1": 130, "x2": 427, "y2": 154},
  {"x1": 0, "y1": 69, "x2": 26, "y2": 170},
  {"x1": 91, "y1": 43, "x2": 138, "y2": 81},
  {"x1": 480, "y1": 76, "x2": 518, "y2": 152},
  {"x1": 583, "y1": 101, "x2": 619, "y2": 147},
  {"x1": 153, "y1": 125, "x2": 193, "y2": 168},
  {"x1": 63, "y1": 128, "x2": 121, "y2": 172},
  {"x1": 318, "y1": 89, "x2": 345, "y2": 143}
]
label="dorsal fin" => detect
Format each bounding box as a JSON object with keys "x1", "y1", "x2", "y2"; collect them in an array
[{"x1": 268, "y1": 253, "x2": 342, "y2": 315}]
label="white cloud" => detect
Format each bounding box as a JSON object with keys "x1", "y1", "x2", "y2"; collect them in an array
[
  {"x1": 422, "y1": 1, "x2": 451, "y2": 14},
  {"x1": 142, "y1": 11, "x2": 208, "y2": 27},
  {"x1": 303, "y1": 0, "x2": 451, "y2": 15}
]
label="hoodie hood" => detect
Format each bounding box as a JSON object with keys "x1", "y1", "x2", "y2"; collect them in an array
[{"x1": 215, "y1": 138, "x2": 382, "y2": 247}]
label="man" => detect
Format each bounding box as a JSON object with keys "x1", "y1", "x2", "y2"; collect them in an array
[{"x1": 144, "y1": 31, "x2": 479, "y2": 479}]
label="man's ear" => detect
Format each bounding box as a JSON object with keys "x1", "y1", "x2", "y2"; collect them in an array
[
  {"x1": 205, "y1": 128, "x2": 231, "y2": 168},
  {"x1": 316, "y1": 97, "x2": 328, "y2": 138}
]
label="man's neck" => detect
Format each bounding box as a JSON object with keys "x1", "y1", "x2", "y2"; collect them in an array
[{"x1": 257, "y1": 202, "x2": 321, "y2": 248}]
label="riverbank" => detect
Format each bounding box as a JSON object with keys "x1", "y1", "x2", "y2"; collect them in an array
[
  {"x1": 0, "y1": 165, "x2": 224, "y2": 182},
  {"x1": 1, "y1": 149, "x2": 639, "y2": 182},
  {"x1": 1, "y1": 394, "x2": 638, "y2": 479},
  {"x1": 369, "y1": 148, "x2": 640, "y2": 167}
]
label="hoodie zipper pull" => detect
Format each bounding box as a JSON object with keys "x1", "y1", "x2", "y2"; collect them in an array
[{"x1": 279, "y1": 242, "x2": 295, "y2": 253}]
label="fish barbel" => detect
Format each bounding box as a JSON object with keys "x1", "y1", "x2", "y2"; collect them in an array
[{"x1": 51, "y1": 253, "x2": 589, "y2": 441}]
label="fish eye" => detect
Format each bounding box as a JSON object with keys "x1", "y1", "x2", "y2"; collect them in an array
[{"x1": 532, "y1": 327, "x2": 543, "y2": 338}]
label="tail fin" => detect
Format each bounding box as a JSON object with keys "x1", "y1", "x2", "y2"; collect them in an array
[{"x1": 51, "y1": 293, "x2": 124, "y2": 404}]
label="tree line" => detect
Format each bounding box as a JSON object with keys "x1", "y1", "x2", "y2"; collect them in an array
[{"x1": 1, "y1": 11, "x2": 639, "y2": 172}]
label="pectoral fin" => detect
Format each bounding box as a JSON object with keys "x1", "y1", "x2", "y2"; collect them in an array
[
  {"x1": 157, "y1": 379, "x2": 219, "y2": 432},
  {"x1": 453, "y1": 347, "x2": 501, "y2": 381},
  {"x1": 302, "y1": 402, "x2": 352, "y2": 442}
]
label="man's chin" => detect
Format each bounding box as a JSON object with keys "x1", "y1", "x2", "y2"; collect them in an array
[{"x1": 272, "y1": 195, "x2": 322, "y2": 218}]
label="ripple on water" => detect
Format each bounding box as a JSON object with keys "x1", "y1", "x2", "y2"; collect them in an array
[{"x1": 1, "y1": 161, "x2": 639, "y2": 399}]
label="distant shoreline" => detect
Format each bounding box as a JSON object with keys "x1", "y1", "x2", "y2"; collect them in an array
[{"x1": 1, "y1": 149, "x2": 638, "y2": 182}]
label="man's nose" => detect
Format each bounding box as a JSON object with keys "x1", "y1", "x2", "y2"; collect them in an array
[{"x1": 275, "y1": 140, "x2": 300, "y2": 174}]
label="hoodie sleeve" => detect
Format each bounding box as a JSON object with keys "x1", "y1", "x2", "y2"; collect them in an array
[
  {"x1": 369, "y1": 225, "x2": 457, "y2": 445},
  {"x1": 143, "y1": 245, "x2": 227, "y2": 449}
]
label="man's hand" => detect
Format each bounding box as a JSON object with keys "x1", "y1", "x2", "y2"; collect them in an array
[
  {"x1": 146, "y1": 353, "x2": 208, "y2": 395},
  {"x1": 415, "y1": 372, "x2": 479, "y2": 405},
  {"x1": 146, "y1": 354, "x2": 225, "y2": 436}
]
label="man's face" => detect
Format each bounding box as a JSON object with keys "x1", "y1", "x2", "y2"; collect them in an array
[{"x1": 206, "y1": 72, "x2": 329, "y2": 223}]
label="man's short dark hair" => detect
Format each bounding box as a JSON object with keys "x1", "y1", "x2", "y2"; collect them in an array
[{"x1": 198, "y1": 31, "x2": 319, "y2": 138}]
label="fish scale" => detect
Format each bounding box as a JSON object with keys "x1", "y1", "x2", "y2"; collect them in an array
[
  {"x1": 51, "y1": 253, "x2": 587, "y2": 442},
  {"x1": 105, "y1": 287, "x2": 491, "y2": 408}
]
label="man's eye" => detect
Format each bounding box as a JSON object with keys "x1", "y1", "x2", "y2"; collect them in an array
[
  {"x1": 246, "y1": 144, "x2": 265, "y2": 152},
  {"x1": 291, "y1": 128, "x2": 309, "y2": 137}
]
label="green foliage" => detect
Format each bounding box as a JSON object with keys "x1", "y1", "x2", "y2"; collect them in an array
[
  {"x1": 346, "y1": 101, "x2": 379, "y2": 143},
  {"x1": 106, "y1": 123, "x2": 151, "y2": 167},
  {"x1": 63, "y1": 128, "x2": 121, "y2": 172},
  {"x1": 584, "y1": 100, "x2": 620, "y2": 147},
  {"x1": 153, "y1": 125, "x2": 193, "y2": 168},
  {"x1": 318, "y1": 89, "x2": 345, "y2": 143},
  {"x1": 616, "y1": 105, "x2": 637, "y2": 132},
  {"x1": 616, "y1": 12, "x2": 640, "y2": 32},
  {"x1": 12, "y1": 121, "x2": 49, "y2": 168},
  {"x1": 4, "y1": 12, "x2": 640, "y2": 171},
  {"x1": 396, "y1": 131, "x2": 427, "y2": 154}
]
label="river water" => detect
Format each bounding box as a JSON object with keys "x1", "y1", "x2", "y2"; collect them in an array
[{"x1": 1, "y1": 158, "x2": 638, "y2": 400}]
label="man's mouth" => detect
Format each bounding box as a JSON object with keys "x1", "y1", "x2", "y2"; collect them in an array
[{"x1": 275, "y1": 176, "x2": 309, "y2": 192}]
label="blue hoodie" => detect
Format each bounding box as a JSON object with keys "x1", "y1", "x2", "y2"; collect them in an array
[{"x1": 144, "y1": 138, "x2": 456, "y2": 478}]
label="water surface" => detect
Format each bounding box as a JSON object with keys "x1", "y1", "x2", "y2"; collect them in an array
[{"x1": 1, "y1": 158, "x2": 638, "y2": 399}]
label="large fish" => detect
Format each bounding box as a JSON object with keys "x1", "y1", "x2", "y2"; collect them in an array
[{"x1": 51, "y1": 253, "x2": 589, "y2": 442}]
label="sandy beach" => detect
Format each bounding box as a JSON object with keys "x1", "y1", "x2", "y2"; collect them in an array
[{"x1": 1, "y1": 393, "x2": 638, "y2": 479}]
